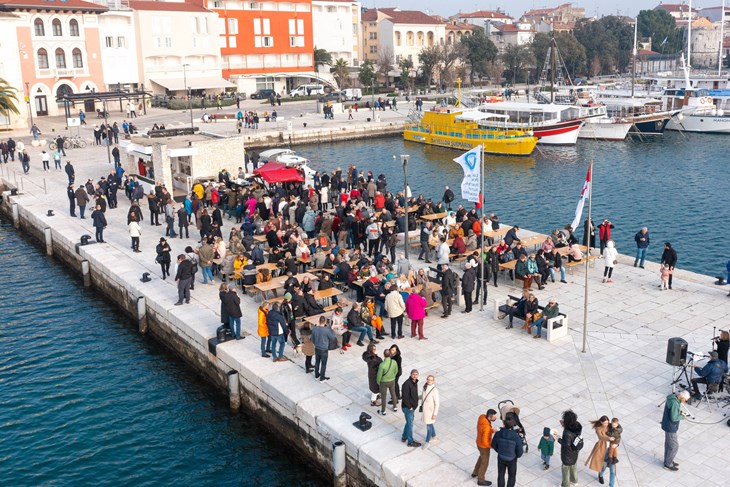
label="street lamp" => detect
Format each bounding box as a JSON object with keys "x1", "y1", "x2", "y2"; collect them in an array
[
  {"x1": 24, "y1": 82, "x2": 34, "y2": 128},
  {"x1": 183, "y1": 63, "x2": 193, "y2": 134},
  {"x1": 102, "y1": 98, "x2": 112, "y2": 165},
  {"x1": 371, "y1": 79, "x2": 375, "y2": 121},
  {"x1": 396, "y1": 154, "x2": 410, "y2": 259}
]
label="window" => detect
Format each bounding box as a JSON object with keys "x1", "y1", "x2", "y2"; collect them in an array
[
  {"x1": 37, "y1": 48, "x2": 49, "y2": 69},
  {"x1": 162, "y1": 17, "x2": 171, "y2": 34},
  {"x1": 105, "y1": 36, "x2": 113, "y2": 48},
  {"x1": 254, "y1": 18, "x2": 271, "y2": 47},
  {"x1": 262, "y1": 36, "x2": 273, "y2": 47},
  {"x1": 164, "y1": 37, "x2": 172, "y2": 48},
  {"x1": 34, "y1": 18, "x2": 45, "y2": 36},
  {"x1": 368, "y1": 32, "x2": 377, "y2": 40},
  {"x1": 369, "y1": 45, "x2": 377, "y2": 54},
  {"x1": 212, "y1": 0, "x2": 223, "y2": 7},
  {"x1": 228, "y1": 18, "x2": 238, "y2": 35},
  {"x1": 72, "y1": 48, "x2": 83, "y2": 68},
  {"x1": 152, "y1": 16, "x2": 160, "y2": 34},
  {"x1": 52, "y1": 19, "x2": 62, "y2": 36},
  {"x1": 153, "y1": 37, "x2": 161, "y2": 48},
  {"x1": 70, "y1": 19, "x2": 79, "y2": 36},
  {"x1": 117, "y1": 36, "x2": 125, "y2": 48},
  {"x1": 228, "y1": 36, "x2": 237, "y2": 48},
  {"x1": 55, "y1": 48, "x2": 66, "y2": 68},
  {"x1": 327, "y1": 6, "x2": 335, "y2": 13}
]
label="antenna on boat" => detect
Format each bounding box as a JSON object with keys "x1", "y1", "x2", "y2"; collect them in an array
[
  {"x1": 632, "y1": 20, "x2": 637, "y2": 98},
  {"x1": 719, "y1": 0, "x2": 726, "y2": 76}
]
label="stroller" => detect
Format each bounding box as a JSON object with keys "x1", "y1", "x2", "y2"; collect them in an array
[{"x1": 498, "y1": 400, "x2": 528, "y2": 453}]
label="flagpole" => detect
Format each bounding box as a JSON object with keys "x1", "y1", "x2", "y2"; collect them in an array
[
  {"x1": 480, "y1": 143, "x2": 485, "y2": 312},
  {"x1": 581, "y1": 160, "x2": 593, "y2": 354}
]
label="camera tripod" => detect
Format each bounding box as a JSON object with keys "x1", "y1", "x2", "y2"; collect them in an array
[{"x1": 671, "y1": 359, "x2": 695, "y2": 393}]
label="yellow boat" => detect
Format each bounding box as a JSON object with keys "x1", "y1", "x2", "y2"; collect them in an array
[{"x1": 403, "y1": 107, "x2": 538, "y2": 156}]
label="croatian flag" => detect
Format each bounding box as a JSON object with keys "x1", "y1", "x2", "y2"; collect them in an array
[{"x1": 570, "y1": 165, "x2": 591, "y2": 231}]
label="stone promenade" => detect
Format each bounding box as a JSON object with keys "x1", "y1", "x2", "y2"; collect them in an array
[{"x1": 2, "y1": 139, "x2": 729, "y2": 487}]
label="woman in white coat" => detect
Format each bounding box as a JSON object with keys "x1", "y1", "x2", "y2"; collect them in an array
[
  {"x1": 128, "y1": 214, "x2": 142, "y2": 252},
  {"x1": 602, "y1": 240, "x2": 618, "y2": 283},
  {"x1": 421, "y1": 374, "x2": 440, "y2": 448}
]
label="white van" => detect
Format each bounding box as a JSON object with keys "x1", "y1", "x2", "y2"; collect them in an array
[
  {"x1": 289, "y1": 84, "x2": 325, "y2": 97},
  {"x1": 341, "y1": 88, "x2": 362, "y2": 101}
]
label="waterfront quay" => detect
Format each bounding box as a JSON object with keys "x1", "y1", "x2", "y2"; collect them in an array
[{"x1": 2, "y1": 137, "x2": 729, "y2": 487}]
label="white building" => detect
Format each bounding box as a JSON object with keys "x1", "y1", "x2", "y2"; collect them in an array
[
  {"x1": 362, "y1": 8, "x2": 446, "y2": 67},
  {"x1": 487, "y1": 22, "x2": 535, "y2": 53},
  {"x1": 454, "y1": 9, "x2": 513, "y2": 27},
  {"x1": 312, "y1": 0, "x2": 361, "y2": 66},
  {"x1": 92, "y1": 0, "x2": 140, "y2": 90},
  {"x1": 129, "y1": 0, "x2": 229, "y2": 96}
]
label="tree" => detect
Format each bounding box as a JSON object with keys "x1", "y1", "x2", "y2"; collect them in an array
[
  {"x1": 358, "y1": 59, "x2": 376, "y2": 90},
  {"x1": 0, "y1": 78, "x2": 19, "y2": 118},
  {"x1": 574, "y1": 17, "x2": 633, "y2": 76},
  {"x1": 333, "y1": 58, "x2": 350, "y2": 89},
  {"x1": 399, "y1": 58, "x2": 414, "y2": 92},
  {"x1": 377, "y1": 46, "x2": 395, "y2": 87},
  {"x1": 501, "y1": 44, "x2": 535, "y2": 85},
  {"x1": 438, "y1": 43, "x2": 466, "y2": 87},
  {"x1": 314, "y1": 47, "x2": 332, "y2": 71},
  {"x1": 460, "y1": 27, "x2": 498, "y2": 85},
  {"x1": 531, "y1": 32, "x2": 586, "y2": 79},
  {"x1": 418, "y1": 45, "x2": 441, "y2": 87},
  {"x1": 637, "y1": 9, "x2": 681, "y2": 53}
]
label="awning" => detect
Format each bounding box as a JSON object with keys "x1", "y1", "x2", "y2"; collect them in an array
[
  {"x1": 253, "y1": 161, "x2": 304, "y2": 184},
  {"x1": 151, "y1": 76, "x2": 235, "y2": 91}
]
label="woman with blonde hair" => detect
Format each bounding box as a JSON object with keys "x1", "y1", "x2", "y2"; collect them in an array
[{"x1": 421, "y1": 374, "x2": 440, "y2": 448}]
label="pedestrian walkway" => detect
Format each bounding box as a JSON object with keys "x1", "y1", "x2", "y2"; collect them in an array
[{"x1": 3, "y1": 136, "x2": 729, "y2": 487}]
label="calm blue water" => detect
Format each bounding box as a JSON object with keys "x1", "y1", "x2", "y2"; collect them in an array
[
  {"x1": 0, "y1": 219, "x2": 324, "y2": 487},
  {"x1": 297, "y1": 132, "x2": 729, "y2": 277}
]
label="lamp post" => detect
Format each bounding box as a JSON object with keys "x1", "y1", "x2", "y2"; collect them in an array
[
  {"x1": 102, "y1": 98, "x2": 112, "y2": 165},
  {"x1": 371, "y1": 79, "x2": 375, "y2": 121},
  {"x1": 24, "y1": 82, "x2": 34, "y2": 128},
  {"x1": 183, "y1": 63, "x2": 193, "y2": 133},
  {"x1": 401, "y1": 154, "x2": 410, "y2": 259}
]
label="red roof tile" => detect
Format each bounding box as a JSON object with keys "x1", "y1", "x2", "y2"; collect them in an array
[
  {"x1": 129, "y1": 0, "x2": 211, "y2": 13},
  {"x1": 458, "y1": 10, "x2": 511, "y2": 20},
  {"x1": 656, "y1": 3, "x2": 697, "y2": 13},
  {"x1": 362, "y1": 8, "x2": 443, "y2": 25},
  {"x1": 0, "y1": 0, "x2": 107, "y2": 11}
]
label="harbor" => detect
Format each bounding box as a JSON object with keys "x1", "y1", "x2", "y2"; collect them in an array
[{"x1": 1, "y1": 117, "x2": 729, "y2": 485}]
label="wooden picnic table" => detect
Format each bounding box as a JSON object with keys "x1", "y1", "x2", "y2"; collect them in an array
[
  {"x1": 253, "y1": 234, "x2": 267, "y2": 243},
  {"x1": 483, "y1": 226, "x2": 511, "y2": 239},
  {"x1": 267, "y1": 287, "x2": 342, "y2": 304},
  {"x1": 518, "y1": 234, "x2": 548, "y2": 249},
  {"x1": 556, "y1": 244, "x2": 588, "y2": 256},
  {"x1": 419, "y1": 211, "x2": 448, "y2": 222},
  {"x1": 254, "y1": 271, "x2": 319, "y2": 293},
  {"x1": 256, "y1": 262, "x2": 279, "y2": 273}
]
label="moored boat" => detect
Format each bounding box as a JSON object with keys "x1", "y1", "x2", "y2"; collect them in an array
[
  {"x1": 403, "y1": 107, "x2": 538, "y2": 156},
  {"x1": 476, "y1": 102, "x2": 584, "y2": 145}
]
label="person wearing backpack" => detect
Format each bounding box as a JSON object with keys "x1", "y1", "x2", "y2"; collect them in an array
[
  {"x1": 491, "y1": 414, "x2": 524, "y2": 487},
  {"x1": 556, "y1": 409, "x2": 583, "y2": 487}
]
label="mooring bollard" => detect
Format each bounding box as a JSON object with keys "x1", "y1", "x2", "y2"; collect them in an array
[
  {"x1": 11, "y1": 202, "x2": 19, "y2": 228},
  {"x1": 137, "y1": 296, "x2": 148, "y2": 334},
  {"x1": 332, "y1": 440, "x2": 346, "y2": 487},
  {"x1": 43, "y1": 227, "x2": 53, "y2": 256},
  {"x1": 227, "y1": 370, "x2": 240, "y2": 412},
  {"x1": 81, "y1": 259, "x2": 90, "y2": 287}
]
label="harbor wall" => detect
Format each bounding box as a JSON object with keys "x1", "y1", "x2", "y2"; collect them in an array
[
  {"x1": 242, "y1": 121, "x2": 402, "y2": 149},
  {"x1": 0, "y1": 181, "x2": 382, "y2": 487}
]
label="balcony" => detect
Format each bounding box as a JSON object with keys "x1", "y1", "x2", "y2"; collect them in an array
[{"x1": 36, "y1": 68, "x2": 89, "y2": 79}]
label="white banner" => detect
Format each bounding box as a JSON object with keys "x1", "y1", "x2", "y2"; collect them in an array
[{"x1": 452, "y1": 146, "x2": 481, "y2": 203}]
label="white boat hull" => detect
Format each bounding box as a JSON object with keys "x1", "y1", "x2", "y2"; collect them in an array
[
  {"x1": 578, "y1": 119, "x2": 632, "y2": 141},
  {"x1": 666, "y1": 114, "x2": 730, "y2": 133}
]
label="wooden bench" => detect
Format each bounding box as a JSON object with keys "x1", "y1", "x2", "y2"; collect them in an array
[
  {"x1": 564, "y1": 254, "x2": 600, "y2": 271},
  {"x1": 494, "y1": 294, "x2": 569, "y2": 342}
]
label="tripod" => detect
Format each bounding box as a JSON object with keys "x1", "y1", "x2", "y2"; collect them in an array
[{"x1": 671, "y1": 359, "x2": 695, "y2": 393}]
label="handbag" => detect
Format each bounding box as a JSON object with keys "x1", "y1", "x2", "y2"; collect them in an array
[
  {"x1": 327, "y1": 334, "x2": 338, "y2": 351},
  {"x1": 419, "y1": 386, "x2": 434, "y2": 413}
]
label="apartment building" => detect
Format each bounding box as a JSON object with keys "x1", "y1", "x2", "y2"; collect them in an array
[
  {"x1": 1, "y1": 0, "x2": 108, "y2": 120},
  {"x1": 93, "y1": 0, "x2": 140, "y2": 91},
  {"x1": 362, "y1": 8, "x2": 446, "y2": 67},
  {"x1": 129, "y1": 1, "x2": 227, "y2": 96},
  {"x1": 312, "y1": 0, "x2": 360, "y2": 66},
  {"x1": 205, "y1": 0, "x2": 322, "y2": 96}
]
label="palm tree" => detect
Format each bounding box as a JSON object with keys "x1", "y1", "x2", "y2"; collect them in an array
[
  {"x1": 333, "y1": 58, "x2": 350, "y2": 89},
  {"x1": 0, "y1": 78, "x2": 19, "y2": 118},
  {"x1": 314, "y1": 47, "x2": 332, "y2": 71}
]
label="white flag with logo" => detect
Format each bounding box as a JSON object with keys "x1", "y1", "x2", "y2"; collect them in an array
[{"x1": 452, "y1": 146, "x2": 481, "y2": 203}]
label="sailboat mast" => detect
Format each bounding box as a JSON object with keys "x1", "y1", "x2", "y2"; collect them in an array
[
  {"x1": 632, "y1": 20, "x2": 637, "y2": 98},
  {"x1": 719, "y1": 0, "x2": 726, "y2": 75},
  {"x1": 687, "y1": 0, "x2": 692, "y2": 70},
  {"x1": 550, "y1": 38, "x2": 555, "y2": 104}
]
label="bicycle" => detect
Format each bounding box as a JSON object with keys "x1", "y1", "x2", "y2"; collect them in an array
[{"x1": 48, "y1": 135, "x2": 87, "y2": 151}]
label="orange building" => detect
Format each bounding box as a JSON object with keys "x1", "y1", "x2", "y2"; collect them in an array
[
  {"x1": 1, "y1": 0, "x2": 107, "y2": 119},
  {"x1": 203, "y1": 0, "x2": 319, "y2": 95}
]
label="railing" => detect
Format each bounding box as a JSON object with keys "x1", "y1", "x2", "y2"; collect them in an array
[{"x1": 88, "y1": 0, "x2": 130, "y2": 10}]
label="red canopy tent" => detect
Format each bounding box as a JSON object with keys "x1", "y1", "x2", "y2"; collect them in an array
[{"x1": 253, "y1": 161, "x2": 304, "y2": 183}]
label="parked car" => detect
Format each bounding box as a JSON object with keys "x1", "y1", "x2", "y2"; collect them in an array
[
  {"x1": 341, "y1": 88, "x2": 362, "y2": 101},
  {"x1": 251, "y1": 89, "x2": 276, "y2": 100},
  {"x1": 289, "y1": 84, "x2": 325, "y2": 97},
  {"x1": 318, "y1": 92, "x2": 344, "y2": 103},
  {"x1": 151, "y1": 95, "x2": 170, "y2": 107}
]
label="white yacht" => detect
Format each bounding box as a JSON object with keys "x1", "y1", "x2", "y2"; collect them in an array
[{"x1": 476, "y1": 102, "x2": 584, "y2": 145}]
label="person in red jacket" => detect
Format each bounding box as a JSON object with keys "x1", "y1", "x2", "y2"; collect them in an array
[
  {"x1": 374, "y1": 191, "x2": 385, "y2": 210},
  {"x1": 598, "y1": 219, "x2": 614, "y2": 256}
]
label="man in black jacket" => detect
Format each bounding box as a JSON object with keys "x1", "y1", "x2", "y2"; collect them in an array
[
  {"x1": 461, "y1": 262, "x2": 476, "y2": 313},
  {"x1": 400, "y1": 369, "x2": 421, "y2": 447},
  {"x1": 491, "y1": 416, "x2": 524, "y2": 487},
  {"x1": 347, "y1": 302, "x2": 375, "y2": 346},
  {"x1": 224, "y1": 284, "x2": 242, "y2": 339},
  {"x1": 661, "y1": 242, "x2": 678, "y2": 290},
  {"x1": 266, "y1": 302, "x2": 289, "y2": 362},
  {"x1": 91, "y1": 204, "x2": 107, "y2": 243},
  {"x1": 67, "y1": 184, "x2": 77, "y2": 217},
  {"x1": 440, "y1": 264, "x2": 458, "y2": 318},
  {"x1": 174, "y1": 254, "x2": 194, "y2": 305},
  {"x1": 503, "y1": 226, "x2": 521, "y2": 247},
  {"x1": 418, "y1": 221, "x2": 432, "y2": 262},
  {"x1": 442, "y1": 186, "x2": 454, "y2": 210}
]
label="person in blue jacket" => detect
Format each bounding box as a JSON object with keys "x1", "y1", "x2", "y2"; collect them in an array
[
  {"x1": 690, "y1": 351, "x2": 729, "y2": 401},
  {"x1": 491, "y1": 415, "x2": 524, "y2": 487},
  {"x1": 633, "y1": 227, "x2": 650, "y2": 268}
]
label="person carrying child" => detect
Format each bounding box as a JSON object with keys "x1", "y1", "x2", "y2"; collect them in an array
[
  {"x1": 537, "y1": 427, "x2": 555, "y2": 471},
  {"x1": 606, "y1": 418, "x2": 622, "y2": 464}
]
